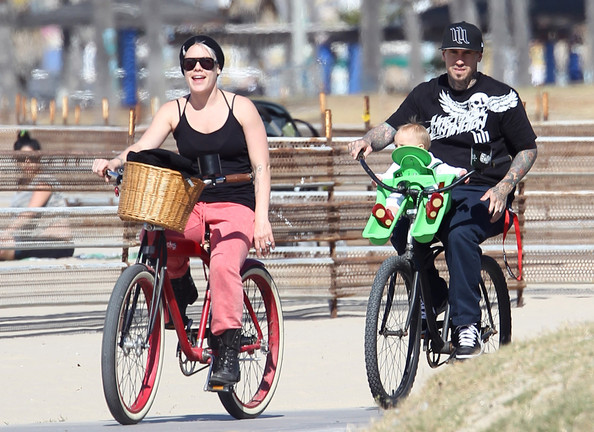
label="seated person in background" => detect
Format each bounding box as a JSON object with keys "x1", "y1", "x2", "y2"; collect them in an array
[
  {"x1": 0, "y1": 131, "x2": 74, "y2": 260},
  {"x1": 372, "y1": 122, "x2": 467, "y2": 228}
]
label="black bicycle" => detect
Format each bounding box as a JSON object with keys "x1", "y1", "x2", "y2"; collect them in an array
[{"x1": 359, "y1": 145, "x2": 512, "y2": 409}]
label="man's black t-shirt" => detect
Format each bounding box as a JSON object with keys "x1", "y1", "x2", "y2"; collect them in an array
[{"x1": 386, "y1": 72, "x2": 537, "y2": 187}]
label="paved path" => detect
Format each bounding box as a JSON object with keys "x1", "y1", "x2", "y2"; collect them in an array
[{"x1": 1, "y1": 287, "x2": 593, "y2": 428}]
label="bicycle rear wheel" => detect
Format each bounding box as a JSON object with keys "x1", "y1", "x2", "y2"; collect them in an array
[
  {"x1": 101, "y1": 264, "x2": 164, "y2": 425},
  {"x1": 365, "y1": 256, "x2": 421, "y2": 409},
  {"x1": 218, "y1": 264, "x2": 284, "y2": 419},
  {"x1": 479, "y1": 255, "x2": 512, "y2": 353}
]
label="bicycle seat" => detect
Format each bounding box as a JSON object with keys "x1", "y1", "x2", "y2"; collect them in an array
[{"x1": 391, "y1": 146, "x2": 433, "y2": 176}]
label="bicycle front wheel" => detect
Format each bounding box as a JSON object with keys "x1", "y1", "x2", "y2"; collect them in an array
[
  {"x1": 101, "y1": 264, "x2": 164, "y2": 425},
  {"x1": 479, "y1": 255, "x2": 512, "y2": 353},
  {"x1": 365, "y1": 256, "x2": 421, "y2": 409},
  {"x1": 218, "y1": 264, "x2": 284, "y2": 419}
]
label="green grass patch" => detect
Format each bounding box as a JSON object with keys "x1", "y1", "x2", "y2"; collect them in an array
[{"x1": 366, "y1": 322, "x2": 594, "y2": 432}]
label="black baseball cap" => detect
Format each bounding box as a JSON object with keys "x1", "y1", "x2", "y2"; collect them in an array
[{"x1": 440, "y1": 21, "x2": 483, "y2": 52}]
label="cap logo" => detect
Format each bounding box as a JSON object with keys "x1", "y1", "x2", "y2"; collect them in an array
[{"x1": 450, "y1": 26, "x2": 470, "y2": 45}]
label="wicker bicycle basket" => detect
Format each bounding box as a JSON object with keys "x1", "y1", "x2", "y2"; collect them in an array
[{"x1": 117, "y1": 161, "x2": 204, "y2": 232}]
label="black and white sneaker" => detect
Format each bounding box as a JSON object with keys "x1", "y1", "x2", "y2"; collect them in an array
[{"x1": 453, "y1": 323, "x2": 483, "y2": 359}]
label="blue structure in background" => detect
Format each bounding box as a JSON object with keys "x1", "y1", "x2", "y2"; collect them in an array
[
  {"x1": 348, "y1": 43, "x2": 361, "y2": 94},
  {"x1": 120, "y1": 29, "x2": 137, "y2": 107},
  {"x1": 568, "y1": 50, "x2": 583, "y2": 82},
  {"x1": 317, "y1": 43, "x2": 334, "y2": 94},
  {"x1": 544, "y1": 40, "x2": 556, "y2": 84}
]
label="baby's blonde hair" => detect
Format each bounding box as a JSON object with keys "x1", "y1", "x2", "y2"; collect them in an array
[{"x1": 396, "y1": 123, "x2": 431, "y2": 149}]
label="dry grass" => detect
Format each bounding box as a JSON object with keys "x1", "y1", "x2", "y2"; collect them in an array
[
  {"x1": 365, "y1": 322, "x2": 594, "y2": 432},
  {"x1": 17, "y1": 83, "x2": 590, "y2": 129},
  {"x1": 282, "y1": 83, "x2": 594, "y2": 128}
]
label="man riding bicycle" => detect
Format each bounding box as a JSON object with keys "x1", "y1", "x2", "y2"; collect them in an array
[{"x1": 350, "y1": 21, "x2": 537, "y2": 359}]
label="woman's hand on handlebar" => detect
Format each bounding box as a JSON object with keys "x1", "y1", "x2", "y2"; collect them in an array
[
  {"x1": 348, "y1": 139, "x2": 373, "y2": 160},
  {"x1": 92, "y1": 158, "x2": 122, "y2": 182}
]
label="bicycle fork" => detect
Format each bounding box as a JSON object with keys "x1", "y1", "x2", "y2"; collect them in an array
[{"x1": 414, "y1": 270, "x2": 454, "y2": 358}]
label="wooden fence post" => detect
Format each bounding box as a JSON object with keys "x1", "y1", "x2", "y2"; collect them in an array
[
  {"x1": 542, "y1": 91, "x2": 549, "y2": 121},
  {"x1": 324, "y1": 109, "x2": 332, "y2": 145},
  {"x1": 319, "y1": 92, "x2": 326, "y2": 129},
  {"x1": 20, "y1": 96, "x2": 27, "y2": 124},
  {"x1": 49, "y1": 100, "x2": 56, "y2": 124},
  {"x1": 102, "y1": 98, "x2": 109, "y2": 125},
  {"x1": 62, "y1": 95, "x2": 68, "y2": 125},
  {"x1": 14, "y1": 94, "x2": 20, "y2": 124},
  {"x1": 363, "y1": 95, "x2": 371, "y2": 131},
  {"x1": 74, "y1": 105, "x2": 81, "y2": 125},
  {"x1": 30, "y1": 98, "x2": 38, "y2": 125},
  {"x1": 127, "y1": 107, "x2": 136, "y2": 146}
]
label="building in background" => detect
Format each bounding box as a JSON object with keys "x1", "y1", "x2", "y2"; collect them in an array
[{"x1": 2, "y1": 0, "x2": 591, "y2": 118}]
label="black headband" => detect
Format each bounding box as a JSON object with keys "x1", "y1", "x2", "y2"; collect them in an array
[{"x1": 179, "y1": 35, "x2": 225, "y2": 74}]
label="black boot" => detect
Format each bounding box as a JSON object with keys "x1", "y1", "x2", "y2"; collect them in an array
[
  {"x1": 210, "y1": 328, "x2": 241, "y2": 386},
  {"x1": 166, "y1": 269, "x2": 198, "y2": 330}
]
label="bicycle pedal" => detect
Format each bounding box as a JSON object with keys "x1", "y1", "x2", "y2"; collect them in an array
[{"x1": 206, "y1": 383, "x2": 233, "y2": 393}]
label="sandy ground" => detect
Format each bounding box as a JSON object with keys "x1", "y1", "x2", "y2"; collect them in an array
[{"x1": 1, "y1": 286, "x2": 593, "y2": 427}]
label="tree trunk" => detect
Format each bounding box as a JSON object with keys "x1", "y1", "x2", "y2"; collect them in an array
[
  {"x1": 488, "y1": 0, "x2": 510, "y2": 83},
  {"x1": 402, "y1": 1, "x2": 423, "y2": 90},
  {"x1": 448, "y1": 0, "x2": 479, "y2": 25},
  {"x1": 510, "y1": 0, "x2": 531, "y2": 87},
  {"x1": 142, "y1": 0, "x2": 165, "y2": 105},
  {"x1": 585, "y1": 0, "x2": 594, "y2": 83},
  {"x1": 0, "y1": 4, "x2": 17, "y2": 110},
  {"x1": 92, "y1": 0, "x2": 117, "y2": 107},
  {"x1": 290, "y1": 0, "x2": 307, "y2": 94},
  {"x1": 360, "y1": 0, "x2": 383, "y2": 93}
]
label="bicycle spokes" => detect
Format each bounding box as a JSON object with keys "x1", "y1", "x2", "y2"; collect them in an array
[
  {"x1": 118, "y1": 285, "x2": 142, "y2": 349},
  {"x1": 479, "y1": 279, "x2": 498, "y2": 341},
  {"x1": 379, "y1": 275, "x2": 397, "y2": 335}
]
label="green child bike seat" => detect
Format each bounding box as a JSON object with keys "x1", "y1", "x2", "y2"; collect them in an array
[{"x1": 362, "y1": 146, "x2": 457, "y2": 245}]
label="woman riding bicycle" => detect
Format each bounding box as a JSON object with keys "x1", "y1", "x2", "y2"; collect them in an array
[
  {"x1": 92, "y1": 35, "x2": 275, "y2": 386},
  {"x1": 350, "y1": 21, "x2": 537, "y2": 359}
]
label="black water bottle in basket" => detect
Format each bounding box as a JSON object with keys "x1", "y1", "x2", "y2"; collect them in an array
[{"x1": 198, "y1": 153, "x2": 222, "y2": 183}]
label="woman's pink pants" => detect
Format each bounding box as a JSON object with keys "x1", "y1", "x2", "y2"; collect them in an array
[{"x1": 166, "y1": 202, "x2": 254, "y2": 335}]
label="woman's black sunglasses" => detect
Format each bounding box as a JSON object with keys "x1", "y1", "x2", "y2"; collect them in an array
[{"x1": 183, "y1": 57, "x2": 217, "y2": 72}]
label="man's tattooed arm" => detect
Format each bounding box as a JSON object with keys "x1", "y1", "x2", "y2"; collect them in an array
[
  {"x1": 366, "y1": 123, "x2": 398, "y2": 152},
  {"x1": 491, "y1": 147, "x2": 538, "y2": 199},
  {"x1": 349, "y1": 122, "x2": 397, "y2": 159}
]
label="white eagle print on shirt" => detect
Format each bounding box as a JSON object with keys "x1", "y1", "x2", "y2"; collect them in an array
[{"x1": 429, "y1": 90, "x2": 518, "y2": 144}]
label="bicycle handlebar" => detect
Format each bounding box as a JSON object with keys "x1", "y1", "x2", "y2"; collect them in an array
[
  {"x1": 430, "y1": 155, "x2": 512, "y2": 194},
  {"x1": 203, "y1": 172, "x2": 253, "y2": 186},
  {"x1": 357, "y1": 150, "x2": 403, "y2": 194},
  {"x1": 105, "y1": 167, "x2": 253, "y2": 187}
]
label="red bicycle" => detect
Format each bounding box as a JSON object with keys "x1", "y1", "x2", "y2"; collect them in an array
[{"x1": 100, "y1": 159, "x2": 284, "y2": 425}]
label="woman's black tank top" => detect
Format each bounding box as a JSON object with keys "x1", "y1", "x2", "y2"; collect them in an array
[{"x1": 173, "y1": 92, "x2": 255, "y2": 210}]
